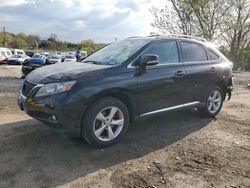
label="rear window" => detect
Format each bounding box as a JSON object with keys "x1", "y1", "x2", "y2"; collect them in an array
[
  {"x1": 51, "y1": 56, "x2": 61, "y2": 59},
  {"x1": 17, "y1": 51, "x2": 24, "y2": 55},
  {"x1": 207, "y1": 49, "x2": 220, "y2": 60},
  {"x1": 66, "y1": 56, "x2": 75, "y2": 59},
  {"x1": 181, "y1": 41, "x2": 207, "y2": 62}
]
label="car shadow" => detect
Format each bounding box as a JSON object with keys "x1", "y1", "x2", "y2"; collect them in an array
[{"x1": 0, "y1": 109, "x2": 213, "y2": 188}]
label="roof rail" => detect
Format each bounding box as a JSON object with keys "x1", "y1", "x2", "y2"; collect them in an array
[
  {"x1": 126, "y1": 36, "x2": 143, "y2": 39},
  {"x1": 168, "y1": 34, "x2": 207, "y2": 42},
  {"x1": 148, "y1": 34, "x2": 208, "y2": 42}
]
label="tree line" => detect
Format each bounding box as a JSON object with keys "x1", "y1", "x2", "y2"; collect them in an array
[
  {"x1": 0, "y1": 32, "x2": 106, "y2": 54},
  {"x1": 150, "y1": 0, "x2": 250, "y2": 70}
]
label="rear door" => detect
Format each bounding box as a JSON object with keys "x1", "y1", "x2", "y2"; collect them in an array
[
  {"x1": 180, "y1": 40, "x2": 220, "y2": 102},
  {"x1": 137, "y1": 40, "x2": 187, "y2": 115}
]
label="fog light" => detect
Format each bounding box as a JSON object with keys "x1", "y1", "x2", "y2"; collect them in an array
[{"x1": 52, "y1": 115, "x2": 57, "y2": 121}]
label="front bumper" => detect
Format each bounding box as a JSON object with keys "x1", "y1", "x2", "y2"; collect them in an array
[
  {"x1": 22, "y1": 66, "x2": 34, "y2": 75},
  {"x1": 226, "y1": 76, "x2": 234, "y2": 100},
  {"x1": 8, "y1": 60, "x2": 21, "y2": 65},
  {"x1": 18, "y1": 88, "x2": 86, "y2": 130}
]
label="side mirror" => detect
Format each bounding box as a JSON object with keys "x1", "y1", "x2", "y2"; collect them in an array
[
  {"x1": 140, "y1": 54, "x2": 159, "y2": 66},
  {"x1": 135, "y1": 54, "x2": 159, "y2": 75}
]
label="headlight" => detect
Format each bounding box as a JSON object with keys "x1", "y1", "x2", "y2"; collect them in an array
[{"x1": 35, "y1": 81, "x2": 77, "y2": 97}]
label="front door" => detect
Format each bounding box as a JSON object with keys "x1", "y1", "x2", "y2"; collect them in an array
[{"x1": 136, "y1": 40, "x2": 186, "y2": 115}]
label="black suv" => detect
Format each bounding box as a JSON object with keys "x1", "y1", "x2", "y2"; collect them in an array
[{"x1": 18, "y1": 35, "x2": 233, "y2": 147}]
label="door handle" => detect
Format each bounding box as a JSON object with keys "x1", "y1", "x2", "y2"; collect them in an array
[
  {"x1": 175, "y1": 70, "x2": 185, "y2": 77},
  {"x1": 210, "y1": 67, "x2": 217, "y2": 73}
]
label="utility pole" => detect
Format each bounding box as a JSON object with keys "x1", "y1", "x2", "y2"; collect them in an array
[
  {"x1": 2, "y1": 27, "x2": 6, "y2": 47},
  {"x1": 35, "y1": 40, "x2": 38, "y2": 53}
]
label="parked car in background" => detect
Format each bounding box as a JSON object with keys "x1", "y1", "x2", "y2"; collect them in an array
[
  {"x1": 64, "y1": 55, "x2": 76, "y2": 62},
  {"x1": 11, "y1": 49, "x2": 25, "y2": 56},
  {"x1": 22, "y1": 54, "x2": 48, "y2": 76},
  {"x1": 68, "y1": 51, "x2": 75, "y2": 55},
  {"x1": 0, "y1": 55, "x2": 5, "y2": 63},
  {"x1": 40, "y1": 52, "x2": 49, "y2": 57},
  {"x1": 26, "y1": 51, "x2": 35, "y2": 57},
  {"x1": 0, "y1": 47, "x2": 12, "y2": 64},
  {"x1": 47, "y1": 55, "x2": 62, "y2": 64},
  {"x1": 80, "y1": 51, "x2": 88, "y2": 61},
  {"x1": 18, "y1": 35, "x2": 233, "y2": 147},
  {"x1": 7, "y1": 54, "x2": 30, "y2": 65}
]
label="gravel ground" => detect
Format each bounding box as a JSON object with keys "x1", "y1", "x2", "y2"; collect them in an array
[{"x1": 0, "y1": 65, "x2": 249, "y2": 188}]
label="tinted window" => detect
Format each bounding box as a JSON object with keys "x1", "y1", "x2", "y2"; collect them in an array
[
  {"x1": 17, "y1": 51, "x2": 24, "y2": 55},
  {"x1": 66, "y1": 56, "x2": 75, "y2": 59},
  {"x1": 50, "y1": 56, "x2": 61, "y2": 59},
  {"x1": 143, "y1": 41, "x2": 179, "y2": 64},
  {"x1": 181, "y1": 41, "x2": 207, "y2": 62},
  {"x1": 207, "y1": 49, "x2": 219, "y2": 60}
]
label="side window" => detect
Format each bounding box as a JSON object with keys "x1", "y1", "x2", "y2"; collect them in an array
[
  {"x1": 181, "y1": 41, "x2": 207, "y2": 62},
  {"x1": 143, "y1": 41, "x2": 179, "y2": 64},
  {"x1": 207, "y1": 49, "x2": 219, "y2": 60}
]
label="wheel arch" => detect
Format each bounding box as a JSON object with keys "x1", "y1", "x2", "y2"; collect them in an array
[
  {"x1": 214, "y1": 80, "x2": 227, "y2": 100},
  {"x1": 81, "y1": 88, "x2": 136, "y2": 125}
]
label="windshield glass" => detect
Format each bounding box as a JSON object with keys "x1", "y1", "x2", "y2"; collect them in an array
[
  {"x1": 83, "y1": 39, "x2": 149, "y2": 65},
  {"x1": 17, "y1": 51, "x2": 24, "y2": 55},
  {"x1": 33, "y1": 55, "x2": 44, "y2": 58},
  {"x1": 50, "y1": 55, "x2": 61, "y2": 59},
  {"x1": 65, "y1": 55, "x2": 75, "y2": 59}
]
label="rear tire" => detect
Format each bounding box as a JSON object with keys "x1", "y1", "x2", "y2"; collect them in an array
[
  {"x1": 81, "y1": 97, "x2": 129, "y2": 148},
  {"x1": 199, "y1": 86, "x2": 224, "y2": 117}
]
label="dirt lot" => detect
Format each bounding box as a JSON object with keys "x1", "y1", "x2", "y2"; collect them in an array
[{"x1": 0, "y1": 65, "x2": 249, "y2": 188}]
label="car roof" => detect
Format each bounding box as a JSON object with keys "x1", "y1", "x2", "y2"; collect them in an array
[{"x1": 125, "y1": 34, "x2": 210, "y2": 46}]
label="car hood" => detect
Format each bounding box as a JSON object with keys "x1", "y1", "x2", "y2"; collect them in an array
[
  {"x1": 26, "y1": 62, "x2": 111, "y2": 84},
  {"x1": 9, "y1": 57, "x2": 21, "y2": 61}
]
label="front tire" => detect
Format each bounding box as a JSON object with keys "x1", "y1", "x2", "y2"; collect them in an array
[
  {"x1": 81, "y1": 97, "x2": 129, "y2": 148},
  {"x1": 199, "y1": 86, "x2": 224, "y2": 117}
]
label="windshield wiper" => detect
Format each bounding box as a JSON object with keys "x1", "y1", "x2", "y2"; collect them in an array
[
  {"x1": 82, "y1": 60, "x2": 105, "y2": 65},
  {"x1": 82, "y1": 60, "x2": 116, "y2": 65}
]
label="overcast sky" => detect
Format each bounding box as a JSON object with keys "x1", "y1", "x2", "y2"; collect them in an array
[{"x1": 0, "y1": 0, "x2": 166, "y2": 43}]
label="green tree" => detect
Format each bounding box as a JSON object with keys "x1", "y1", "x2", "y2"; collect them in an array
[
  {"x1": 14, "y1": 32, "x2": 27, "y2": 49},
  {"x1": 220, "y1": 0, "x2": 250, "y2": 69},
  {"x1": 151, "y1": 0, "x2": 250, "y2": 69}
]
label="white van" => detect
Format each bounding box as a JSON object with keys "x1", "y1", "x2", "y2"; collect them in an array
[
  {"x1": 11, "y1": 49, "x2": 25, "y2": 56},
  {"x1": 0, "y1": 47, "x2": 12, "y2": 63}
]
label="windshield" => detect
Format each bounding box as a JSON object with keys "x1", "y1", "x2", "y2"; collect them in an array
[
  {"x1": 50, "y1": 55, "x2": 61, "y2": 59},
  {"x1": 83, "y1": 39, "x2": 149, "y2": 65},
  {"x1": 33, "y1": 55, "x2": 44, "y2": 58},
  {"x1": 65, "y1": 55, "x2": 75, "y2": 59},
  {"x1": 17, "y1": 51, "x2": 24, "y2": 55}
]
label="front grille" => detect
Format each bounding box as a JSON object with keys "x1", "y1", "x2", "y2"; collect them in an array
[
  {"x1": 8, "y1": 60, "x2": 18, "y2": 64},
  {"x1": 22, "y1": 81, "x2": 36, "y2": 97}
]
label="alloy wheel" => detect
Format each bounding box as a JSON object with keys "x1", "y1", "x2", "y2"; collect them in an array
[
  {"x1": 207, "y1": 89, "x2": 222, "y2": 114},
  {"x1": 93, "y1": 106, "x2": 124, "y2": 142}
]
